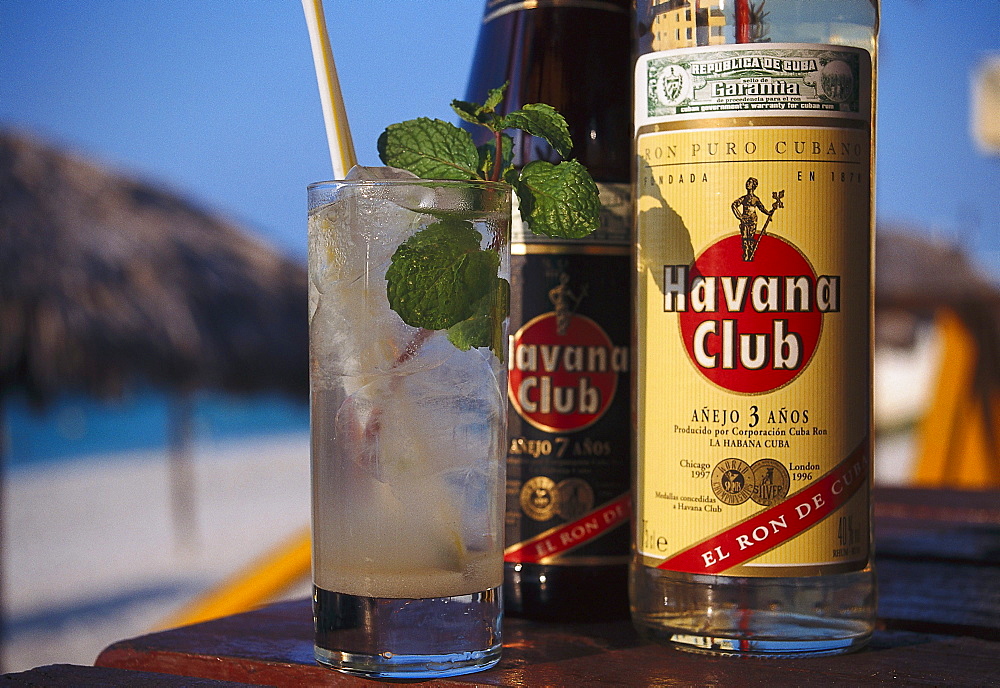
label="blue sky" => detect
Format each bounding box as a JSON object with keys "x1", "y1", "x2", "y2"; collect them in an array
[{"x1": 2, "y1": 0, "x2": 999, "y2": 272}]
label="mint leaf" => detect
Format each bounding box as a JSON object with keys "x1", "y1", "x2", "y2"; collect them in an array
[
  {"x1": 451, "y1": 99, "x2": 484, "y2": 127},
  {"x1": 447, "y1": 311, "x2": 491, "y2": 351},
  {"x1": 378, "y1": 117, "x2": 480, "y2": 180},
  {"x1": 447, "y1": 277, "x2": 510, "y2": 360},
  {"x1": 489, "y1": 276, "x2": 510, "y2": 359},
  {"x1": 482, "y1": 83, "x2": 507, "y2": 113},
  {"x1": 513, "y1": 160, "x2": 601, "y2": 239},
  {"x1": 386, "y1": 219, "x2": 500, "y2": 331},
  {"x1": 451, "y1": 82, "x2": 508, "y2": 127},
  {"x1": 499, "y1": 104, "x2": 573, "y2": 158}
]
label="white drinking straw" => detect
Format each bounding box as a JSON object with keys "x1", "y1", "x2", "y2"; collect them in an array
[{"x1": 301, "y1": 0, "x2": 357, "y2": 179}]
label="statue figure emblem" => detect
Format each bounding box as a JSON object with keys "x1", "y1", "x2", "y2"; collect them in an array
[
  {"x1": 731, "y1": 177, "x2": 785, "y2": 261},
  {"x1": 548, "y1": 272, "x2": 587, "y2": 336}
]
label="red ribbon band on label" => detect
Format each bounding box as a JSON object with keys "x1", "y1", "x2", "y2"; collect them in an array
[
  {"x1": 658, "y1": 441, "x2": 869, "y2": 574},
  {"x1": 504, "y1": 493, "x2": 631, "y2": 564}
]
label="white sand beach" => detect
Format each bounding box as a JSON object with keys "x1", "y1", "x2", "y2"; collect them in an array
[{"x1": 2, "y1": 432, "x2": 311, "y2": 673}]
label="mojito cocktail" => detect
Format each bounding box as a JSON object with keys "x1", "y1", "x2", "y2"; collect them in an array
[{"x1": 308, "y1": 172, "x2": 510, "y2": 678}]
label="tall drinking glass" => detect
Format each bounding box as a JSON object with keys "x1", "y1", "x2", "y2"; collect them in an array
[{"x1": 308, "y1": 177, "x2": 510, "y2": 678}]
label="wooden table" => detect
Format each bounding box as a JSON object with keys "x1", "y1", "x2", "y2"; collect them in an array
[{"x1": 90, "y1": 487, "x2": 999, "y2": 686}]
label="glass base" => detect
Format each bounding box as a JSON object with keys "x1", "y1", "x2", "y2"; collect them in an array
[
  {"x1": 314, "y1": 645, "x2": 502, "y2": 678},
  {"x1": 630, "y1": 563, "x2": 876, "y2": 658},
  {"x1": 636, "y1": 612, "x2": 871, "y2": 658},
  {"x1": 313, "y1": 585, "x2": 502, "y2": 678}
]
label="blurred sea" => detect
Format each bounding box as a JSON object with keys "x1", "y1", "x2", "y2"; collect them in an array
[
  {"x1": 4, "y1": 389, "x2": 309, "y2": 470},
  {"x1": 2, "y1": 390, "x2": 313, "y2": 673}
]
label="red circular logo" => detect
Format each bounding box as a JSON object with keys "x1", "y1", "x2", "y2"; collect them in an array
[
  {"x1": 678, "y1": 234, "x2": 824, "y2": 394},
  {"x1": 508, "y1": 313, "x2": 620, "y2": 432}
]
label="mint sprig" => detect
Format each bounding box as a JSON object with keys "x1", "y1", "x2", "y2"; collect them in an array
[
  {"x1": 379, "y1": 82, "x2": 600, "y2": 240},
  {"x1": 378, "y1": 83, "x2": 600, "y2": 360}
]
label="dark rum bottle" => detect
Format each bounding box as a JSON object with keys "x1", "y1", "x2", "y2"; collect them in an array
[{"x1": 462, "y1": 0, "x2": 633, "y2": 620}]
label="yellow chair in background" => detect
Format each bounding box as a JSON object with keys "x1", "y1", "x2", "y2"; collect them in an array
[
  {"x1": 913, "y1": 308, "x2": 1000, "y2": 489},
  {"x1": 160, "y1": 527, "x2": 312, "y2": 629}
]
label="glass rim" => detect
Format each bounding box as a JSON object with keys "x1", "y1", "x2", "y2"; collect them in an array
[{"x1": 307, "y1": 178, "x2": 511, "y2": 192}]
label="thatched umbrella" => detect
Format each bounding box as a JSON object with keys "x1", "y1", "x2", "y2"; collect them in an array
[
  {"x1": 876, "y1": 228, "x2": 1000, "y2": 314},
  {"x1": 0, "y1": 129, "x2": 307, "y2": 404},
  {"x1": 0, "y1": 128, "x2": 308, "y2": 551}
]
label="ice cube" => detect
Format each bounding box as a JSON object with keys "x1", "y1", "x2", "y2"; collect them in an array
[
  {"x1": 344, "y1": 165, "x2": 419, "y2": 181},
  {"x1": 308, "y1": 180, "x2": 431, "y2": 292},
  {"x1": 344, "y1": 166, "x2": 453, "y2": 216},
  {"x1": 310, "y1": 294, "x2": 408, "y2": 385},
  {"x1": 310, "y1": 295, "x2": 455, "y2": 384},
  {"x1": 371, "y1": 345, "x2": 503, "y2": 484}
]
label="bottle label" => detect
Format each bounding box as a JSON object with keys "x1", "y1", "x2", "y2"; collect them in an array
[
  {"x1": 635, "y1": 44, "x2": 871, "y2": 129},
  {"x1": 505, "y1": 182, "x2": 632, "y2": 566},
  {"x1": 634, "y1": 45, "x2": 872, "y2": 577}
]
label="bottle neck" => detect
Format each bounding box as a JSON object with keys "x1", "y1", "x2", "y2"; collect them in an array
[
  {"x1": 482, "y1": 0, "x2": 629, "y2": 25},
  {"x1": 465, "y1": 0, "x2": 632, "y2": 181},
  {"x1": 635, "y1": 0, "x2": 877, "y2": 54}
]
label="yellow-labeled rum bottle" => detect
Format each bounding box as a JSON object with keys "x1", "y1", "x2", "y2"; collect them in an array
[
  {"x1": 463, "y1": 0, "x2": 632, "y2": 620},
  {"x1": 631, "y1": 0, "x2": 878, "y2": 654}
]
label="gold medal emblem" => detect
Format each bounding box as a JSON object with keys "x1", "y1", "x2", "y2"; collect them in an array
[
  {"x1": 750, "y1": 458, "x2": 791, "y2": 506},
  {"x1": 520, "y1": 476, "x2": 558, "y2": 521},
  {"x1": 711, "y1": 458, "x2": 754, "y2": 506},
  {"x1": 555, "y1": 478, "x2": 594, "y2": 521}
]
